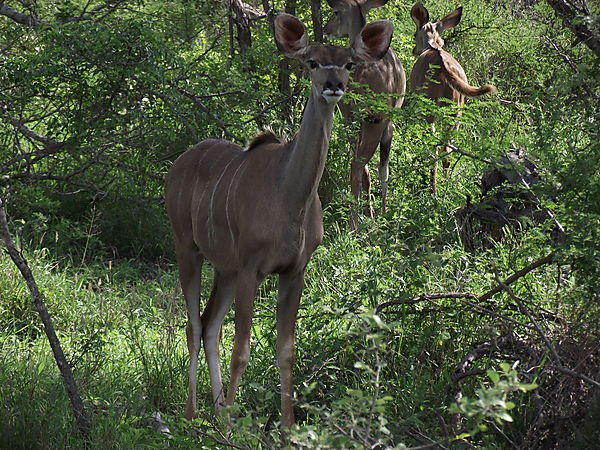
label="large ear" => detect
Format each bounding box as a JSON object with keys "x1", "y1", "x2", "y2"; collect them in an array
[
  {"x1": 438, "y1": 7, "x2": 462, "y2": 32},
  {"x1": 352, "y1": 20, "x2": 393, "y2": 62},
  {"x1": 410, "y1": 3, "x2": 429, "y2": 28},
  {"x1": 274, "y1": 13, "x2": 309, "y2": 59}
]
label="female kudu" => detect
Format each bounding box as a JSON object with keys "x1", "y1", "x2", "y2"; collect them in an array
[
  {"x1": 409, "y1": 3, "x2": 496, "y2": 192},
  {"x1": 324, "y1": 0, "x2": 406, "y2": 231},
  {"x1": 165, "y1": 13, "x2": 394, "y2": 427}
]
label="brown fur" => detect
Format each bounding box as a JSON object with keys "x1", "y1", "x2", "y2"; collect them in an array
[
  {"x1": 440, "y1": 60, "x2": 497, "y2": 98},
  {"x1": 246, "y1": 130, "x2": 284, "y2": 151},
  {"x1": 165, "y1": 13, "x2": 393, "y2": 428},
  {"x1": 324, "y1": 0, "x2": 406, "y2": 229},
  {"x1": 409, "y1": 3, "x2": 496, "y2": 192}
]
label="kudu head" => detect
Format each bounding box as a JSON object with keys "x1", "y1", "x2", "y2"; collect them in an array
[
  {"x1": 410, "y1": 3, "x2": 462, "y2": 57},
  {"x1": 323, "y1": 0, "x2": 390, "y2": 43},
  {"x1": 275, "y1": 13, "x2": 393, "y2": 104}
]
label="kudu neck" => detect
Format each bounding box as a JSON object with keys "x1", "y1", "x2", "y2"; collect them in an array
[
  {"x1": 348, "y1": 9, "x2": 366, "y2": 46},
  {"x1": 280, "y1": 87, "x2": 336, "y2": 210}
]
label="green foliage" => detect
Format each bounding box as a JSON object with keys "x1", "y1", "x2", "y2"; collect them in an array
[
  {"x1": 450, "y1": 362, "x2": 538, "y2": 438},
  {"x1": 1, "y1": 0, "x2": 598, "y2": 447}
]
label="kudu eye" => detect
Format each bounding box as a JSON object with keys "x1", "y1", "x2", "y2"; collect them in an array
[
  {"x1": 307, "y1": 60, "x2": 319, "y2": 69},
  {"x1": 345, "y1": 62, "x2": 356, "y2": 71}
]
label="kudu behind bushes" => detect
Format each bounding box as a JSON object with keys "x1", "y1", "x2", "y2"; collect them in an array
[
  {"x1": 409, "y1": 3, "x2": 496, "y2": 192},
  {"x1": 324, "y1": 0, "x2": 406, "y2": 230}
]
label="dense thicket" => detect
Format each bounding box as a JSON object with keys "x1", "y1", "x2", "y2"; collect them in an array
[{"x1": 1, "y1": 0, "x2": 598, "y2": 448}]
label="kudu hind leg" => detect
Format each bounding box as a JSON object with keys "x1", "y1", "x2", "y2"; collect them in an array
[
  {"x1": 442, "y1": 122, "x2": 460, "y2": 173},
  {"x1": 378, "y1": 121, "x2": 393, "y2": 214},
  {"x1": 429, "y1": 121, "x2": 439, "y2": 194},
  {"x1": 276, "y1": 271, "x2": 305, "y2": 427},
  {"x1": 176, "y1": 244, "x2": 205, "y2": 420},
  {"x1": 350, "y1": 121, "x2": 387, "y2": 229},
  {"x1": 201, "y1": 271, "x2": 236, "y2": 415}
]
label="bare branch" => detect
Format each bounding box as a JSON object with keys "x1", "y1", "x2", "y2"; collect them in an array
[
  {"x1": 479, "y1": 253, "x2": 554, "y2": 302},
  {"x1": 549, "y1": 364, "x2": 600, "y2": 388},
  {"x1": 5, "y1": 116, "x2": 64, "y2": 148},
  {"x1": 59, "y1": 0, "x2": 131, "y2": 23},
  {"x1": 177, "y1": 87, "x2": 243, "y2": 142},
  {"x1": 0, "y1": 196, "x2": 89, "y2": 437},
  {"x1": 494, "y1": 274, "x2": 600, "y2": 389},
  {"x1": 0, "y1": 1, "x2": 42, "y2": 26},
  {"x1": 438, "y1": 139, "x2": 493, "y2": 165},
  {"x1": 377, "y1": 292, "x2": 477, "y2": 313},
  {"x1": 241, "y1": 87, "x2": 303, "y2": 126},
  {"x1": 1, "y1": 117, "x2": 66, "y2": 175}
]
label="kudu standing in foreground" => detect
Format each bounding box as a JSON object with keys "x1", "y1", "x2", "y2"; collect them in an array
[
  {"x1": 165, "y1": 13, "x2": 394, "y2": 427},
  {"x1": 324, "y1": 0, "x2": 406, "y2": 231},
  {"x1": 409, "y1": 3, "x2": 496, "y2": 193}
]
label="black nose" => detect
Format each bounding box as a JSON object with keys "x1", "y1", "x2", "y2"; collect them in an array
[{"x1": 324, "y1": 80, "x2": 344, "y2": 91}]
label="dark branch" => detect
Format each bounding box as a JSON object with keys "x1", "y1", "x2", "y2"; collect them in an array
[
  {"x1": 5, "y1": 117, "x2": 64, "y2": 148},
  {"x1": 177, "y1": 87, "x2": 243, "y2": 142},
  {"x1": 546, "y1": 0, "x2": 600, "y2": 56},
  {"x1": 0, "y1": 1, "x2": 42, "y2": 26},
  {"x1": 479, "y1": 253, "x2": 554, "y2": 302},
  {"x1": 0, "y1": 196, "x2": 89, "y2": 437},
  {"x1": 377, "y1": 292, "x2": 477, "y2": 313}
]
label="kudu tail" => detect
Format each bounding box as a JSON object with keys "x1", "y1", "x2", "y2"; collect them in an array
[{"x1": 441, "y1": 67, "x2": 497, "y2": 97}]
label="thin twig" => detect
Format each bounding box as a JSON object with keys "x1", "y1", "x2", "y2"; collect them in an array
[
  {"x1": 548, "y1": 364, "x2": 600, "y2": 389},
  {"x1": 434, "y1": 139, "x2": 493, "y2": 165},
  {"x1": 377, "y1": 292, "x2": 477, "y2": 313},
  {"x1": 495, "y1": 273, "x2": 562, "y2": 363},
  {"x1": 192, "y1": 426, "x2": 250, "y2": 449},
  {"x1": 495, "y1": 275, "x2": 600, "y2": 389},
  {"x1": 177, "y1": 87, "x2": 242, "y2": 142}
]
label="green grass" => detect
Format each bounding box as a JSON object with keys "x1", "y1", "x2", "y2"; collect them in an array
[{"x1": 2, "y1": 206, "x2": 590, "y2": 448}]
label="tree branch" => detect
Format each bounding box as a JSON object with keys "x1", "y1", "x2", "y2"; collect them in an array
[
  {"x1": 0, "y1": 1, "x2": 42, "y2": 27},
  {"x1": 376, "y1": 292, "x2": 477, "y2": 313},
  {"x1": 0, "y1": 196, "x2": 89, "y2": 438},
  {"x1": 177, "y1": 87, "x2": 243, "y2": 142},
  {"x1": 5, "y1": 116, "x2": 64, "y2": 148},
  {"x1": 545, "y1": 0, "x2": 600, "y2": 56},
  {"x1": 479, "y1": 253, "x2": 554, "y2": 302}
]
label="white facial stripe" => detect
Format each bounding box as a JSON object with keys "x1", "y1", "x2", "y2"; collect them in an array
[{"x1": 319, "y1": 65, "x2": 346, "y2": 70}]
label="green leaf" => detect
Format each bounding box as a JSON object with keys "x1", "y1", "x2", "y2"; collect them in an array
[{"x1": 487, "y1": 369, "x2": 500, "y2": 385}]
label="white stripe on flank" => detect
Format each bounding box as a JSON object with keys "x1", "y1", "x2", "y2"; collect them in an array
[
  {"x1": 191, "y1": 150, "x2": 210, "y2": 222},
  {"x1": 209, "y1": 155, "x2": 239, "y2": 245},
  {"x1": 225, "y1": 158, "x2": 249, "y2": 248}
]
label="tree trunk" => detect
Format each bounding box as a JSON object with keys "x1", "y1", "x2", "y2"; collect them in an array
[
  {"x1": 311, "y1": 0, "x2": 324, "y2": 43},
  {"x1": 230, "y1": 0, "x2": 252, "y2": 54}
]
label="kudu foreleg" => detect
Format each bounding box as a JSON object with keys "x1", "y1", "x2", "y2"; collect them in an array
[
  {"x1": 201, "y1": 271, "x2": 236, "y2": 415},
  {"x1": 276, "y1": 271, "x2": 305, "y2": 427}
]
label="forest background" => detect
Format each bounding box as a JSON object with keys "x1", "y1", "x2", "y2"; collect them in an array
[{"x1": 0, "y1": 0, "x2": 598, "y2": 448}]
